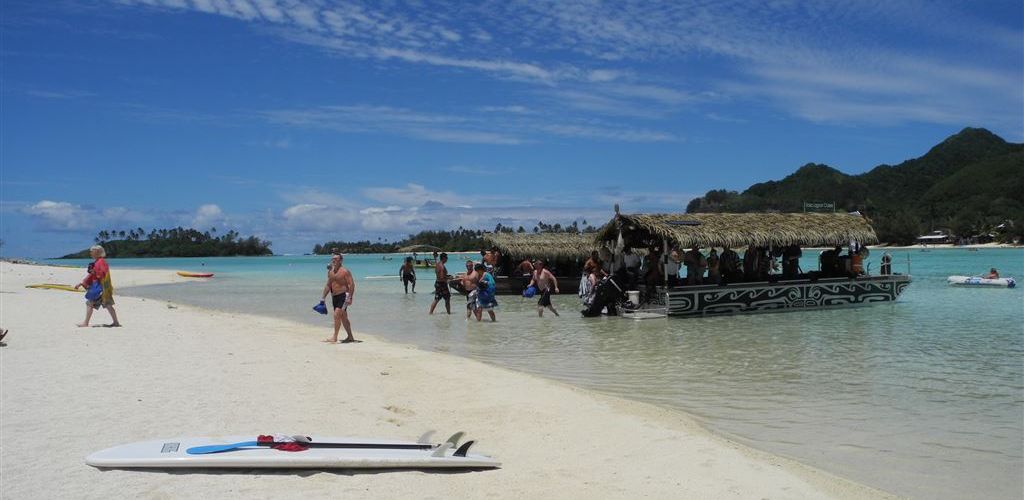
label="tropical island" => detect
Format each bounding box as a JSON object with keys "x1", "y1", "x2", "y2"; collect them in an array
[
  {"x1": 685, "y1": 128, "x2": 1023, "y2": 245},
  {"x1": 60, "y1": 227, "x2": 272, "y2": 258}
]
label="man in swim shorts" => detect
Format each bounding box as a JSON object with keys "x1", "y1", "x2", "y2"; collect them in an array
[
  {"x1": 321, "y1": 253, "x2": 357, "y2": 343},
  {"x1": 429, "y1": 252, "x2": 451, "y2": 314},
  {"x1": 527, "y1": 259, "x2": 560, "y2": 317},
  {"x1": 399, "y1": 256, "x2": 416, "y2": 293},
  {"x1": 462, "y1": 260, "x2": 479, "y2": 320}
]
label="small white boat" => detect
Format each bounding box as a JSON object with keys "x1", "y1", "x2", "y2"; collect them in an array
[{"x1": 947, "y1": 276, "x2": 1016, "y2": 288}]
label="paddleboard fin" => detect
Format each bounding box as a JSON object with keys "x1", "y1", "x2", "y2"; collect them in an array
[
  {"x1": 416, "y1": 430, "x2": 436, "y2": 444},
  {"x1": 453, "y1": 440, "x2": 474, "y2": 457},
  {"x1": 430, "y1": 442, "x2": 452, "y2": 457},
  {"x1": 444, "y1": 431, "x2": 465, "y2": 448}
]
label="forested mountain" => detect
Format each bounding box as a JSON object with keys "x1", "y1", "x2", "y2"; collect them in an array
[{"x1": 685, "y1": 128, "x2": 1023, "y2": 244}]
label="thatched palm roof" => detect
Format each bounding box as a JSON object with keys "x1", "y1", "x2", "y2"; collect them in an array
[
  {"x1": 483, "y1": 232, "x2": 600, "y2": 259},
  {"x1": 398, "y1": 244, "x2": 442, "y2": 252},
  {"x1": 595, "y1": 212, "x2": 878, "y2": 249}
]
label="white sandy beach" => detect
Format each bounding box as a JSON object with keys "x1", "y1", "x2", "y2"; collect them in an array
[{"x1": 0, "y1": 262, "x2": 893, "y2": 499}]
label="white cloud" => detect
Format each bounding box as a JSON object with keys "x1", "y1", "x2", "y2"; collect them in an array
[
  {"x1": 192, "y1": 204, "x2": 226, "y2": 228},
  {"x1": 22, "y1": 200, "x2": 92, "y2": 230},
  {"x1": 121, "y1": 0, "x2": 1024, "y2": 132},
  {"x1": 21, "y1": 200, "x2": 144, "y2": 232},
  {"x1": 362, "y1": 183, "x2": 461, "y2": 206}
]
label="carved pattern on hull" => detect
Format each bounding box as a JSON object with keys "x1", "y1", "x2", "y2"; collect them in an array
[{"x1": 665, "y1": 277, "x2": 910, "y2": 317}]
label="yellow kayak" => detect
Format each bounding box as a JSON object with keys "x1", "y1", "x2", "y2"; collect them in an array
[
  {"x1": 177, "y1": 271, "x2": 214, "y2": 278},
  {"x1": 25, "y1": 283, "x2": 83, "y2": 292}
]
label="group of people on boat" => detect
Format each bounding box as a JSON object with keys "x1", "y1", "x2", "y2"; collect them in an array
[{"x1": 572, "y1": 242, "x2": 888, "y2": 308}]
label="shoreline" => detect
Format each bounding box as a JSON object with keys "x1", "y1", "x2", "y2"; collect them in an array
[{"x1": 1, "y1": 262, "x2": 892, "y2": 498}]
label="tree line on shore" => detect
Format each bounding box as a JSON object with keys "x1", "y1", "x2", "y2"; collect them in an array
[
  {"x1": 313, "y1": 221, "x2": 598, "y2": 254},
  {"x1": 61, "y1": 227, "x2": 272, "y2": 258},
  {"x1": 684, "y1": 128, "x2": 1023, "y2": 245}
]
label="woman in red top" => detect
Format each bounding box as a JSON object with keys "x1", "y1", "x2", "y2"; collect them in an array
[{"x1": 74, "y1": 245, "x2": 121, "y2": 327}]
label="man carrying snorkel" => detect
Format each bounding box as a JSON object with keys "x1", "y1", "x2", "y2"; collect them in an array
[{"x1": 321, "y1": 253, "x2": 358, "y2": 344}]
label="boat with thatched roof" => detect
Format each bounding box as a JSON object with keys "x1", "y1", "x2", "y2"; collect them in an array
[
  {"x1": 449, "y1": 232, "x2": 600, "y2": 296},
  {"x1": 593, "y1": 207, "x2": 911, "y2": 317}
]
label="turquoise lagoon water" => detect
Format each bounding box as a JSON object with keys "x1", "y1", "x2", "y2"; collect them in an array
[{"x1": 54, "y1": 249, "x2": 1023, "y2": 499}]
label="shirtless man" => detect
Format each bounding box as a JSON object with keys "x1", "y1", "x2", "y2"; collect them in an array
[
  {"x1": 429, "y1": 252, "x2": 451, "y2": 314},
  {"x1": 527, "y1": 259, "x2": 560, "y2": 317},
  {"x1": 321, "y1": 253, "x2": 357, "y2": 343},
  {"x1": 517, "y1": 258, "x2": 534, "y2": 293},
  {"x1": 461, "y1": 260, "x2": 479, "y2": 320},
  {"x1": 399, "y1": 256, "x2": 416, "y2": 294}
]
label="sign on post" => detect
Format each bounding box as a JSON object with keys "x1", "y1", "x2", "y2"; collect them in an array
[{"x1": 803, "y1": 201, "x2": 835, "y2": 212}]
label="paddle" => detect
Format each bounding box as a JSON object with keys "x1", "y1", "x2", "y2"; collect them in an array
[
  {"x1": 183, "y1": 432, "x2": 464, "y2": 454},
  {"x1": 186, "y1": 440, "x2": 434, "y2": 455}
]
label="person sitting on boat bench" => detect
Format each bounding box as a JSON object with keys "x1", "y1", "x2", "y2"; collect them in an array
[
  {"x1": 985, "y1": 268, "x2": 999, "y2": 279},
  {"x1": 819, "y1": 246, "x2": 841, "y2": 277},
  {"x1": 622, "y1": 247, "x2": 641, "y2": 288},
  {"x1": 782, "y1": 244, "x2": 802, "y2": 279},
  {"x1": 683, "y1": 246, "x2": 706, "y2": 285},
  {"x1": 742, "y1": 246, "x2": 760, "y2": 281},
  {"x1": 719, "y1": 247, "x2": 742, "y2": 284}
]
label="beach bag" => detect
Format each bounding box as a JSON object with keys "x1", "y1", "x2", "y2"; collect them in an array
[
  {"x1": 523, "y1": 285, "x2": 538, "y2": 298},
  {"x1": 85, "y1": 281, "x2": 103, "y2": 302},
  {"x1": 313, "y1": 300, "x2": 328, "y2": 315}
]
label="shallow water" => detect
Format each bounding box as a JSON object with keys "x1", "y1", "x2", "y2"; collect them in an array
[{"x1": 57, "y1": 249, "x2": 1024, "y2": 499}]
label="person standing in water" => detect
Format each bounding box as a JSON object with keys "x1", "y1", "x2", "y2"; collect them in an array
[
  {"x1": 429, "y1": 252, "x2": 451, "y2": 314},
  {"x1": 461, "y1": 260, "x2": 480, "y2": 320},
  {"x1": 527, "y1": 259, "x2": 560, "y2": 317},
  {"x1": 475, "y1": 263, "x2": 497, "y2": 322},
  {"x1": 399, "y1": 256, "x2": 416, "y2": 294},
  {"x1": 74, "y1": 245, "x2": 121, "y2": 327},
  {"x1": 321, "y1": 253, "x2": 357, "y2": 344}
]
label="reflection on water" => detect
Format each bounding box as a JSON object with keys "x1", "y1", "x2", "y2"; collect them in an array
[{"x1": 102, "y1": 249, "x2": 1023, "y2": 500}]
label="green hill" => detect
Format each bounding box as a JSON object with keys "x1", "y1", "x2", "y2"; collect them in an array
[{"x1": 686, "y1": 128, "x2": 1024, "y2": 244}]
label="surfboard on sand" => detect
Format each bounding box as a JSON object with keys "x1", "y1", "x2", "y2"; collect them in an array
[
  {"x1": 25, "y1": 283, "x2": 83, "y2": 292},
  {"x1": 86, "y1": 433, "x2": 500, "y2": 469}
]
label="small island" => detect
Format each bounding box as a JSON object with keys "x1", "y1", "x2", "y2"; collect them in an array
[{"x1": 60, "y1": 227, "x2": 272, "y2": 258}]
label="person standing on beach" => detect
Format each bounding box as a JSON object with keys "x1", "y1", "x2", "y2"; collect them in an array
[
  {"x1": 321, "y1": 253, "x2": 357, "y2": 344},
  {"x1": 462, "y1": 260, "x2": 479, "y2": 320},
  {"x1": 74, "y1": 245, "x2": 121, "y2": 327},
  {"x1": 429, "y1": 252, "x2": 451, "y2": 314},
  {"x1": 399, "y1": 257, "x2": 416, "y2": 294},
  {"x1": 527, "y1": 259, "x2": 560, "y2": 317}
]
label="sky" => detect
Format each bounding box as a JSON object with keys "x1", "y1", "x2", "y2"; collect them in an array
[{"x1": 2, "y1": 0, "x2": 1022, "y2": 258}]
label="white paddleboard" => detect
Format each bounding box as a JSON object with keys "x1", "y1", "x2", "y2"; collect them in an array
[
  {"x1": 86, "y1": 435, "x2": 500, "y2": 469},
  {"x1": 947, "y1": 275, "x2": 1016, "y2": 288}
]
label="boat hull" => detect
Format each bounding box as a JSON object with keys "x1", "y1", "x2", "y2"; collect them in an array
[{"x1": 662, "y1": 275, "x2": 911, "y2": 317}]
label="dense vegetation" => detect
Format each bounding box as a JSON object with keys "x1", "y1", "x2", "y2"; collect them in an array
[
  {"x1": 61, "y1": 227, "x2": 272, "y2": 258},
  {"x1": 313, "y1": 221, "x2": 598, "y2": 254},
  {"x1": 685, "y1": 128, "x2": 1024, "y2": 244}
]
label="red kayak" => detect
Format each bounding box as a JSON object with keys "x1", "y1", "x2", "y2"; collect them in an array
[{"x1": 177, "y1": 271, "x2": 214, "y2": 278}]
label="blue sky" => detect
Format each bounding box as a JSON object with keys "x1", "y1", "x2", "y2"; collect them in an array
[{"x1": 2, "y1": 0, "x2": 1022, "y2": 257}]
